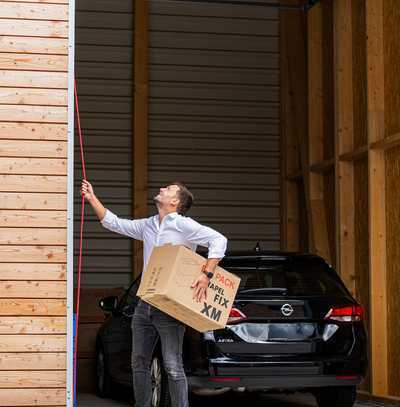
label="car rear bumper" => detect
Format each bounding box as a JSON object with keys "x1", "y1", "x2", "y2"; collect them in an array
[
  {"x1": 187, "y1": 357, "x2": 365, "y2": 390},
  {"x1": 188, "y1": 374, "x2": 363, "y2": 390}
]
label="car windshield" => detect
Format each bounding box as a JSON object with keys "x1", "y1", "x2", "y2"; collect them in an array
[{"x1": 222, "y1": 257, "x2": 348, "y2": 296}]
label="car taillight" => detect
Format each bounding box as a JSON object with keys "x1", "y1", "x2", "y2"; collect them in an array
[
  {"x1": 324, "y1": 305, "x2": 364, "y2": 322},
  {"x1": 227, "y1": 308, "x2": 246, "y2": 324}
]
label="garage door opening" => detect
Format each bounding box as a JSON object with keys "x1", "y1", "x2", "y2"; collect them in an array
[{"x1": 73, "y1": 0, "x2": 281, "y2": 400}]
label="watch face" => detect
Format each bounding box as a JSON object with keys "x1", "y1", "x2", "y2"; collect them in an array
[{"x1": 206, "y1": 272, "x2": 214, "y2": 279}]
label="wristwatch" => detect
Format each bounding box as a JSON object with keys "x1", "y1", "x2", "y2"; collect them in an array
[{"x1": 202, "y1": 265, "x2": 214, "y2": 279}]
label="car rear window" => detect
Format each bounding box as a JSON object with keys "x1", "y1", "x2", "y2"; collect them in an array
[{"x1": 222, "y1": 256, "x2": 348, "y2": 296}]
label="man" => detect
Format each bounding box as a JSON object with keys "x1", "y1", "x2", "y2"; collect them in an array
[{"x1": 81, "y1": 180, "x2": 228, "y2": 407}]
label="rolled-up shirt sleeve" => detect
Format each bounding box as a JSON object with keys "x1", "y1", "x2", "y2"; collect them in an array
[
  {"x1": 101, "y1": 209, "x2": 147, "y2": 241},
  {"x1": 178, "y1": 217, "x2": 227, "y2": 259}
]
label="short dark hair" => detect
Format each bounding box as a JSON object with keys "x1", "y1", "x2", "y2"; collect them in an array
[{"x1": 172, "y1": 182, "x2": 194, "y2": 215}]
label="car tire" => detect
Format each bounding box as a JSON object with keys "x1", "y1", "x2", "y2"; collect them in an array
[
  {"x1": 96, "y1": 343, "x2": 113, "y2": 398},
  {"x1": 315, "y1": 386, "x2": 357, "y2": 407},
  {"x1": 150, "y1": 354, "x2": 170, "y2": 407}
]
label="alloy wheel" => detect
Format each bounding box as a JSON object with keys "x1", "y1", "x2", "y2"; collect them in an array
[{"x1": 151, "y1": 356, "x2": 162, "y2": 407}]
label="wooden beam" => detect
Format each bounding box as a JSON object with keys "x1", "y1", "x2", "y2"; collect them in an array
[
  {"x1": 306, "y1": 3, "x2": 331, "y2": 263},
  {"x1": 280, "y1": 0, "x2": 306, "y2": 251},
  {"x1": 333, "y1": 0, "x2": 355, "y2": 296},
  {"x1": 366, "y1": 0, "x2": 388, "y2": 396},
  {"x1": 339, "y1": 145, "x2": 368, "y2": 162},
  {"x1": 370, "y1": 132, "x2": 400, "y2": 151},
  {"x1": 286, "y1": 171, "x2": 303, "y2": 182},
  {"x1": 309, "y1": 158, "x2": 334, "y2": 174},
  {"x1": 133, "y1": 0, "x2": 149, "y2": 279}
]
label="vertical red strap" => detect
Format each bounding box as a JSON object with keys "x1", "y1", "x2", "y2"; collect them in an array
[{"x1": 73, "y1": 79, "x2": 86, "y2": 402}]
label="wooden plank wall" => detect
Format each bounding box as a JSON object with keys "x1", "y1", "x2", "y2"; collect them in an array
[
  {"x1": 383, "y1": 0, "x2": 400, "y2": 398},
  {"x1": 0, "y1": 0, "x2": 70, "y2": 405},
  {"x1": 281, "y1": 0, "x2": 400, "y2": 400}
]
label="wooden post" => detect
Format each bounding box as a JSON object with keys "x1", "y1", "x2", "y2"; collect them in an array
[
  {"x1": 306, "y1": 3, "x2": 331, "y2": 263},
  {"x1": 366, "y1": 0, "x2": 388, "y2": 396},
  {"x1": 333, "y1": 0, "x2": 355, "y2": 295},
  {"x1": 280, "y1": 2, "x2": 307, "y2": 251},
  {"x1": 133, "y1": 0, "x2": 149, "y2": 278}
]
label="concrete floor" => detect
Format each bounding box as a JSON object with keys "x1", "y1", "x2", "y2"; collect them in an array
[{"x1": 77, "y1": 391, "x2": 394, "y2": 407}]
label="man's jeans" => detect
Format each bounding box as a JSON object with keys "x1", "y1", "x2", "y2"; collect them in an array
[{"x1": 131, "y1": 300, "x2": 189, "y2": 407}]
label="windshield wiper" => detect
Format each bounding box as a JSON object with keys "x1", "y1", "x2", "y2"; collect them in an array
[{"x1": 239, "y1": 287, "x2": 288, "y2": 295}]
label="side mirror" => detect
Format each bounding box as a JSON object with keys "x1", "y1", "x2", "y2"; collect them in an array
[{"x1": 99, "y1": 296, "x2": 118, "y2": 313}]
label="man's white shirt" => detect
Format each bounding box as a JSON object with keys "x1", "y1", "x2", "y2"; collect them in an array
[{"x1": 101, "y1": 209, "x2": 228, "y2": 274}]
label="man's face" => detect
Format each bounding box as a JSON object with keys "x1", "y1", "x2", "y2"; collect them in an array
[{"x1": 154, "y1": 184, "x2": 180, "y2": 209}]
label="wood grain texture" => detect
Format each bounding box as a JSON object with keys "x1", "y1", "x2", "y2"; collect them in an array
[
  {"x1": 0, "y1": 175, "x2": 67, "y2": 192},
  {"x1": 0, "y1": 228, "x2": 66, "y2": 245},
  {"x1": 322, "y1": 0, "x2": 335, "y2": 161},
  {"x1": 0, "y1": 88, "x2": 67, "y2": 106},
  {"x1": 0, "y1": 3, "x2": 68, "y2": 21},
  {"x1": 0, "y1": 245, "x2": 67, "y2": 263},
  {"x1": 0, "y1": 140, "x2": 67, "y2": 158},
  {"x1": 0, "y1": 263, "x2": 66, "y2": 280},
  {"x1": 354, "y1": 158, "x2": 371, "y2": 392},
  {"x1": 0, "y1": 158, "x2": 67, "y2": 175},
  {"x1": 0, "y1": 370, "x2": 66, "y2": 388},
  {"x1": 352, "y1": 0, "x2": 368, "y2": 149},
  {"x1": 307, "y1": 3, "x2": 331, "y2": 263},
  {"x1": 383, "y1": 0, "x2": 400, "y2": 137},
  {"x1": 323, "y1": 170, "x2": 336, "y2": 267},
  {"x1": 0, "y1": 36, "x2": 68, "y2": 55},
  {"x1": 0, "y1": 19, "x2": 68, "y2": 38},
  {"x1": 0, "y1": 335, "x2": 66, "y2": 352},
  {"x1": 0, "y1": 352, "x2": 66, "y2": 370},
  {"x1": 0, "y1": 123, "x2": 68, "y2": 141},
  {"x1": 0, "y1": 281, "x2": 66, "y2": 298},
  {"x1": 0, "y1": 54, "x2": 67, "y2": 72},
  {"x1": 0, "y1": 299, "x2": 66, "y2": 315},
  {"x1": 0, "y1": 105, "x2": 67, "y2": 123},
  {"x1": 0, "y1": 193, "x2": 67, "y2": 210},
  {"x1": 0, "y1": 70, "x2": 67, "y2": 89},
  {"x1": 0, "y1": 210, "x2": 66, "y2": 227},
  {"x1": 133, "y1": 0, "x2": 149, "y2": 278},
  {"x1": 280, "y1": 0, "x2": 306, "y2": 251},
  {"x1": 0, "y1": 316, "x2": 66, "y2": 334},
  {"x1": 0, "y1": 388, "x2": 66, "y2": 406},
  {"x1": 366, "y1": 0, "x2": 388, "y2": 396},
  {"x1": 333, "y1": 0, "x2": 355, "y2": 294},
  {"x1": 385, "y1": 146, "x2": 400, "y2": 396},
  {"x1": 9, "y1": 0, "x2": 68, "y2": 3},
  {"x1": 369, "y1": 148, "x2": 388, "y2": 397}
]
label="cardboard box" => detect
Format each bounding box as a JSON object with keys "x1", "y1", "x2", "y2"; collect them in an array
[{"x1": 137, "y1": 244, "x2": 241, "y2": 332}]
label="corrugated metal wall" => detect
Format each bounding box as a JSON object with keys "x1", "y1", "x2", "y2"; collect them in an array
[
  {"x1": 74, "y1": 0, "x2": 134, "y2": 288},
  {"x1": 147, "y1": 0, "x2": 281, "y2": 251}
]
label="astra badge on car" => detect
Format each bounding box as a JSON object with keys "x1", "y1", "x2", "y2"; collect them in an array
[{"x1": 281, "y1": 303, "x2": 294, "y2": 316}]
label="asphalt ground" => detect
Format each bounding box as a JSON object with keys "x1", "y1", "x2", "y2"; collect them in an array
[{"x1": 77, "y1": 391, "x2": 395, "y2": 407}]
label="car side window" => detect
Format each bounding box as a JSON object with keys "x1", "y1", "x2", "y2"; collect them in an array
[
  {"x1": 125, "y1": 279, "x2": 140, "y2": 306},
  {"x1": 118, "y1": 277, "x2": 141, "y2": 310}
]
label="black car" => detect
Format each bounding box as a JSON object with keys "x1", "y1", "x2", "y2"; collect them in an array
[{"x1": 95, "y1": 251, "x2": 368, "y2": 407}]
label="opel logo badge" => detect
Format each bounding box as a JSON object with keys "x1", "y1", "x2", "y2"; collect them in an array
[{"x1": 281, "y1": 303, "x2": 294, "y2": 317}]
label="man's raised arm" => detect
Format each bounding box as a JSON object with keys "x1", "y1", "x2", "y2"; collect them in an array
[{"x1": 81, "y1": 179, "x2": 146, "y2": 241}]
